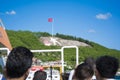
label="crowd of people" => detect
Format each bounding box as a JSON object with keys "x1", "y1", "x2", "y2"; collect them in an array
[
  {"x1": 68, "y1": 56, "x2": 119, "y2": 80},
  {"x1": 0, "y1": 46, "x2": 119, "y2": 80}
]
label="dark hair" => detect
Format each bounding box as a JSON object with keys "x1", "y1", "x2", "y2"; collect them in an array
[
  {"x1": 84, "y1": 57, "x2": 95, "y2": 69},
  {"x1": 6, "y1": 46, "x2": 33, "y2": 78},
  {"x1": 33, "y1": 70, "x2": 47, "y2": 80},
  {"x1": 73, "y1": 63, "x2": 94, "y2": 80},
  {"x1": 96, "y1": 55, "x2": 119, "y2": 78}
]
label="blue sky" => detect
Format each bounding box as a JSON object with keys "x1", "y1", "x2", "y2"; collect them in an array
[{"x1": 0, "y1": 0, "x2": 120, "y2": 50}]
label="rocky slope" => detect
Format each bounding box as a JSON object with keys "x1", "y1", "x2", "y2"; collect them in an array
[{"x1": 40, "y1": 37, "x2": 90, "y2": 47}]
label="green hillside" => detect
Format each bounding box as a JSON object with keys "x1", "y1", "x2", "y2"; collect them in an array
[{"x1": 6, "y1": 30, "x2": 120, "y2": 69}]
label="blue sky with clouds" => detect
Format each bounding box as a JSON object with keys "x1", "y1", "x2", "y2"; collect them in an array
[{"x1": 0, "y1": 0, "x2": 120, "y2": 50}]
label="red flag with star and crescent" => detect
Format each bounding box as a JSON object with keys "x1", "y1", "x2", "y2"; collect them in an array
[{"x1": 48, "y1": 18, "x2": 53, "y2": 22}]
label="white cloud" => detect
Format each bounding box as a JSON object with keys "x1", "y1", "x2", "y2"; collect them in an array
[
  {"x1": 6, "y1": 10, "x2": 16, "y2": 15},
  {"x1": 96, "y1": 12, "x2": 112, "y2": 20},
  {"x1": 88, "y1": 29, "x2": 96, "y2": 33}
]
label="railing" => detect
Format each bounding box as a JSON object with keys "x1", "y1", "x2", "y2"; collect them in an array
[
  {"x1": 0, "y1": 48, "x2": 10, "y2": 55},
  {"x1": 31, "y1": 46, "x2": 79, "y2": 73},
  {"x1": 0, "y1": 46, "x2": 79, "y2": 73}
]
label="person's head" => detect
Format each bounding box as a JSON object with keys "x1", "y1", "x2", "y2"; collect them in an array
[
  {"x1": 95, "y1": 55, "x2": 119, "y2": 80},
  {"x1": 84, "y1": 57, "x2": 95, "y2": 70},
  {"x1": 33, "y1": 70, "x2": 47, "y2": 80},
  {"x1": 5, "y1": 46, "x2": 33, "y2": 79},
  {"x1": 73, "y1": 63, "x2": 94, "y2": 80}
]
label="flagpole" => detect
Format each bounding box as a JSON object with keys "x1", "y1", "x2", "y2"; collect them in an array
[
  {"x1": 52, "y1": 19, "x2": 54, "y2": 38},
  {"x1": 48, "y1": 18, "x2": 53, "y2": 38}
]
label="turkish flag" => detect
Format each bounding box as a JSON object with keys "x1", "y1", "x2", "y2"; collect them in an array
[{"x1": 48, "y1": 18, "x2": 53, "y2": 22}]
